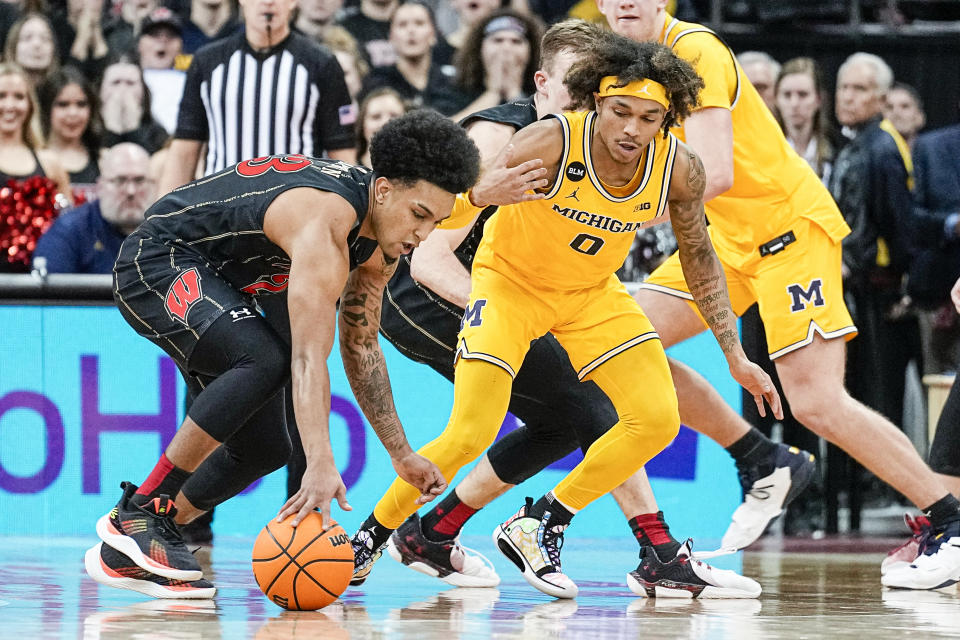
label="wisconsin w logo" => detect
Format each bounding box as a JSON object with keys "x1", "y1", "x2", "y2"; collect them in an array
[
  {"x1": 787, "y1": 279, "x2": 825, "y2": 312},
  {"x1": 165, "y1": 268, "x2": 202, "y2": 323},
  {"x1": 462, "y1": 299, "x2": 487, "y2": 329}
]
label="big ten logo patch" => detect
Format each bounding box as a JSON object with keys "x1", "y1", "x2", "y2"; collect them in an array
[
  {"x1": 565, "y1": 161, "x2": 586, "y2": 182},
  {"x1": 165, "y1": 268, "x2": 202, "y2": 323},
  {"x1": 462, "y1": 299, "x2": 487, "y2": 329},
  {"x1": 787, "y1": 279, "x2": 825, "y2": 312}
]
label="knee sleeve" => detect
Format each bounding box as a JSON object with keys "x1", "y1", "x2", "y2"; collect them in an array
[
  {"x1": 186, "y1": 308, "x2": 291, "y2": 441},
  {"x1": 181, "y1": 392, "x2": 291, "y2": 510},
  {"x1": 487, "y1": 424, "x2": 577, "y2": 485}
]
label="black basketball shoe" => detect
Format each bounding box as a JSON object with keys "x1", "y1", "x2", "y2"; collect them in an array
[
  {"x1": 85, "y1": 542, "x2": 215, "y2": 599},
  {"x1": 386, "y1": 513, "x2": 499, "y2": 587},
  {"x1": 96, "y1": 481, "x2": 203, "y2": 581},
  {"x1": 627, "y1": 540, "x2": 761, "y2": 598},
  {"x1": 350, "y1": 528, "x2": 386, "y2": 586},
  {"x1": 721, "y1": 444, "x2": 816, "y2": 550}
]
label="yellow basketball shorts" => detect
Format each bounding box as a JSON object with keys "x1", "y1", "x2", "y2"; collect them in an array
[
  {"x1": 457, "y1": 264, "x2": 660, "y2": 380},
  {"x1": 641, "y1": 218, "x2": 857, "y2": 359}
]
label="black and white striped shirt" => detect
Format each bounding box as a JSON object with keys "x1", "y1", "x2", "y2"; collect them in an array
[{"x1": 174, "y1": 31, "x2": 356, "y2": 175}]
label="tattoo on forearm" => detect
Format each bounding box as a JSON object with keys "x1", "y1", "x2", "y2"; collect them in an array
[
  {"x1": 671, "y1": 150, "x2": 739, "y2": 354},
  {"x1": 339, "y1": 264, "x2": 407, "y2": 453}
]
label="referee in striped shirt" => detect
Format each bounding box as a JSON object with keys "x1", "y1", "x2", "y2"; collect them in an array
[{"x1": 159, "y1": 0, "x2": 357, "y2": 193}]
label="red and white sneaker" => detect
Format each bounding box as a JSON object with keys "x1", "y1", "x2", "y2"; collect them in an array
[
  {"x1": 85, "y1": 542, "x2": 215, "y2": 599},
  {"x1": 881, "y1": 514, "x2": 931, "y2": 576}
]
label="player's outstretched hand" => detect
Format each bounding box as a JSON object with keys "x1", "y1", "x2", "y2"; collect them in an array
[
  {"x1": 392, "y1": 451, "x2": 447, "y2": 505},
  {"x1": 469, "y1": 144, "x2": 548, "y2": 208},
  {"x1": 276, "y1": 463, "x2": 352, "y2": 528},
  {"x1": 728, "y1": 355, "x2": 783, "y2": 420}
]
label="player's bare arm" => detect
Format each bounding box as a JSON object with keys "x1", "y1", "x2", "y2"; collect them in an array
[
  {"x1": 679, "y1": 107, "x2": 735, "y2": 201},
  {"x1": 266, "y1": 188, "x2": 358, "y2": 526},
  {"x1": 468, "y1": 119, "x2": 564, "y2": 208},
  {"x1": 409, "y1": 227, "x2": 474, "y2": 308},
  {"x1": 668, "y1": 145, "x2": 783, "y2": 419},
  {"x1": 340, "y1": 249, "x2": 448, "y2": 503}
]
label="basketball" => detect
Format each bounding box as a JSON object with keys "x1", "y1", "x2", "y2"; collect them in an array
[{"x1": 251, "y1": 512, "x2": 355, "y2": 610}]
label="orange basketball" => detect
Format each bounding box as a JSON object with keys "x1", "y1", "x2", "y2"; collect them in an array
[{"x1": 252, "y1": 512, "x2": 354, "y2": 610}]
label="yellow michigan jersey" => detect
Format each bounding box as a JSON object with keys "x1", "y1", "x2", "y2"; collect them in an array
[
  {"x1": 660, "y1": 16, "x2": 850, "y2": 268},
  {"x1": 475, "y1": 110, "x2": 679, "y2": 290}
]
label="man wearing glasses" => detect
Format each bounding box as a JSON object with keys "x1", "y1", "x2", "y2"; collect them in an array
[{"x1": 33, "y1": 144, "x2": 155, "y2": 274}]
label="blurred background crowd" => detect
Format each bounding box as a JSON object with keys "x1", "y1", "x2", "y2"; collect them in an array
[{"x1": 1, "y1": 0, "x2": 959, "y2": 540}]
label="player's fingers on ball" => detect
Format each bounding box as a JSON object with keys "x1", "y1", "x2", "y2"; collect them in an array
[
  {"x1": 336, "y1": 485, "x2": 352, "y2": 511},
  {"x1": 276, "y1": 496, "x2": 299, "y2": 521}
]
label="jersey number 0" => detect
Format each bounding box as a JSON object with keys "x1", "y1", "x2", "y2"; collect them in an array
[{"x1": 569, "y1": 233, "x2": 605, "y2": 256}]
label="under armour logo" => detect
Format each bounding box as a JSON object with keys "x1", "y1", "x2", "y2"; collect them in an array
[
  {"x1": 566, "y1": 188, "x2": 580, "y2": 201},
  {"x1": 230, "y1": 307, "x2": 254, "y2": 321}
]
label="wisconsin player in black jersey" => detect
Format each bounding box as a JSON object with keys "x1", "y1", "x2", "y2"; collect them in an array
[
  {"x1": 356, "y1": 20, "x2": 763, "y2": 599},
  {"x1": 84, "y1": 110, "x2": 480, "y2": 599}
]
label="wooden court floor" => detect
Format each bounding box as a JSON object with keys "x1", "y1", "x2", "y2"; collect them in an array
[{"x1": 2, "y1": 535, "x2": 958, "y2": 639}]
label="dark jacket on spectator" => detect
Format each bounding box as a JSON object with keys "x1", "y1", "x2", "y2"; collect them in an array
[
  {"x1": 912, "y1": 124, "x2": 960, "y2": 239},
  {"x1": 830, "y1": 114, "x2": 914, "y2": 288},
  {"x1": 33, "y1": 201, "x2": 126, "y2": 274},
  {"x1": 907, "y1": 124, "x2": 960, "y2": 306},
  {"x1": 360, "y1": 63, "x2": 469, "y2": 117},
  {"x1": 102, "y1": 120, "x2": 169, "y2": 155}
]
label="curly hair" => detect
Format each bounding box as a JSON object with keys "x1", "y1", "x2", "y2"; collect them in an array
[
  {"x1": 455, "y1": 9, "x2": 543, "y2": 97},
  {"x1": 565, "y1": 31, "x2": 703, "y2": 136},
  {"x1": 370, "y1": 109, "x2": 480, "y2": 194}
]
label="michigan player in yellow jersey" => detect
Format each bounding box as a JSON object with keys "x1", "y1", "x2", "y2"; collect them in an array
[
  {"x1": 351, "y1": 30, "x2": 781, "y2": 599},
  {"x1": 597, "y1": 1, "x2": 960, "y2": 588}
]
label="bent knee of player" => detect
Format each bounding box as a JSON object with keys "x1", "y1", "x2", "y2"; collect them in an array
[
  {"x1": 620, "y1": 398, "x2": 681, "y2": 450},
  {"x1": 258, "y1": 434, "x2": 294, "y2": 476},
  {"x1": 254, "y1": 346, "x2": 291, "y2": 395}
]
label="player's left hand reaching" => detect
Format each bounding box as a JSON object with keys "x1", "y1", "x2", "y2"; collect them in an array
[
  {"x1": 727, "y1": 354, "x2": 783, "y2": 420},
  {"x1": 392, "y1": 450, "x2": 447, "y2": 505},
  {"x1": 277, "y1": 462, "x2": 352, "y2": 527}
]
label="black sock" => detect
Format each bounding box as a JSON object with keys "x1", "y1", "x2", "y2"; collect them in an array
[
  {"x1": 628, "y1": 511, "x2": 682, "y2": 560},
  {"x1": 528, "y1": 493, "x2": 574, "y2": 528},
  {"x1": 725, "y1": 427, "x2": 778, "y2": 470},
  {"x1": 420, "y1": 490, "x2": 478, "y2": 542},
  {"x1": 355, "y1": 513, "x2": 393, "y2": 550},
  {"x1": 923, "y1": 494, "x2": 960, "y2": 529}
]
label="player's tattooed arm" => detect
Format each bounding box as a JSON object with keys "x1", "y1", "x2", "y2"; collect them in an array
[
  {"x1": 340, "y1": 251, "x2": 449, "y2": 502},
  {"x1": 668, "y1": 144, "x2": 783, "y2": 420},
  {"x1": 339, "y1": 253, "x2": 408, "y2": 453},
  {"x1": 668, "y1": 147, "x2": 739, "y2": 354}
]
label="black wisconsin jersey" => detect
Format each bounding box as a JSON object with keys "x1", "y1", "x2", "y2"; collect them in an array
[
  {"x1": 139, "y1": 155, "x2": 378, "y2": 296},
  {"x1": 379, "y1": 99, "x2": 538, "y2": 368},
  {"x1": 453, "y1": 97, "x2": 538, "y2": 270}
]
